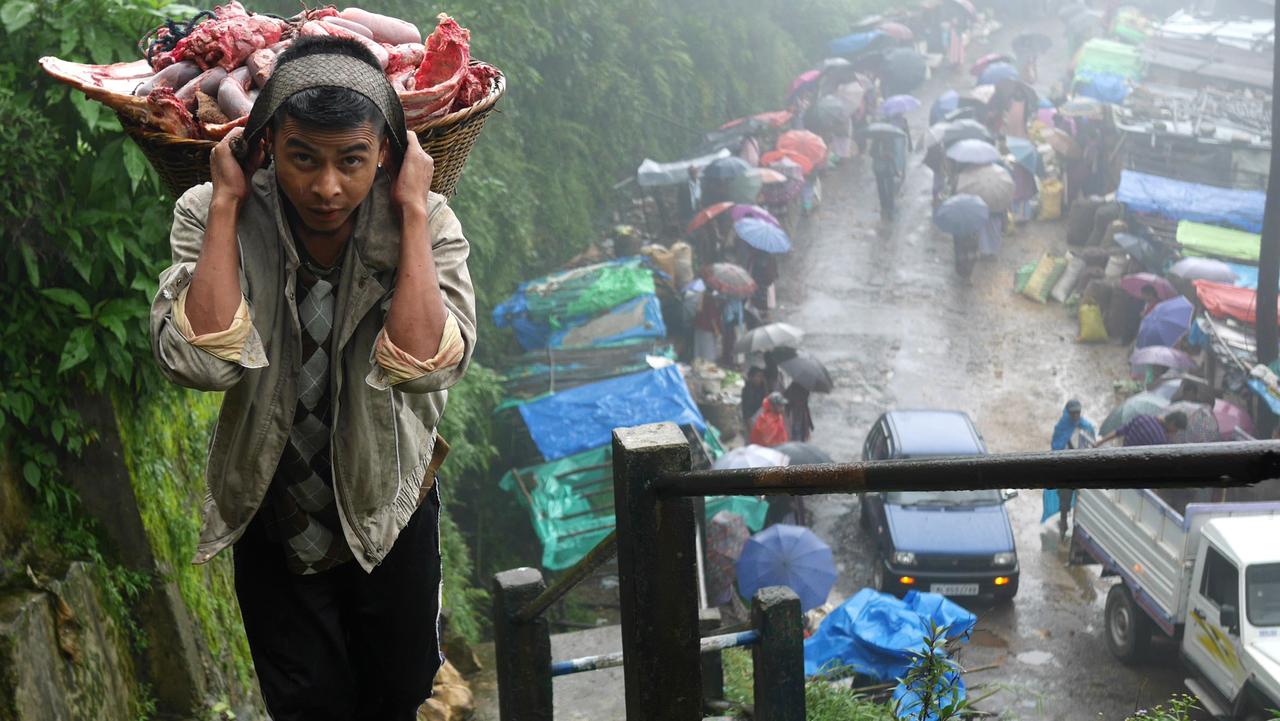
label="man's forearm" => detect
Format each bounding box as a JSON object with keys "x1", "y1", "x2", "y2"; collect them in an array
[
  {"x1": 385, "y1": 207, "x2": 448, "y2": 359},
  {"x1": 185, "y1": 196, "x2": 245, "y2": 336}
]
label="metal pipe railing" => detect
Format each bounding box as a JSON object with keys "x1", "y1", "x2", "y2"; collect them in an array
[
  {"x1": 550, "y1": 630, "x2": 760, "y2": 677},
  {"x1": 651, "y1": 441, "x2": 1280, "y2": 498},
  {"x1": 514, "y1": 531, "x2": 618, "y2": 623}
]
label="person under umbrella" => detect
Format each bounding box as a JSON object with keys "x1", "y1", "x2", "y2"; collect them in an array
[
  {"x1": 784, "y1": 381, "x2": 814, "y2": 443},
  {"x1": 750, "y1": 392, "x2": 791, "y2": 447},
  {"x1": 1095, "y1": 411, "x2": 1188, "y2": 447},
  {"x1": 741, "y1": 366, "x2": 769, "y2": 425},
  {"x1": 1046, "y1": 400, "x2": 1096, "y2": 540},
  {"x1": 871, "y1": 131, "x2": 901, "y2": 221},
  {"x1": 736, "y1": 524, "x2": 837, "y2": 612}
]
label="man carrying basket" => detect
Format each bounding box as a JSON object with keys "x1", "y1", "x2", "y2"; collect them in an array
[{"x1": 148, "y1": 35, "x2": 476, "y2": 721}]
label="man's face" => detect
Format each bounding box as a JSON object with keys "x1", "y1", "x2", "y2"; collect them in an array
[
  {"x1": 1069, "y1": 410, "x2": 1081, "y2": 424},
  {"x1": 271, "y1": 117, "x2": 388, "y2": 235}
]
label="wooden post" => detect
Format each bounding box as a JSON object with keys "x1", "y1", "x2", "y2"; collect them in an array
[
  {"x1": 612, "y1": 422, "x2": 702, "y2": 720},
  {"x1": 700, "y1": 608, "x2": 725, "y2": 705},
  {"x1": 492, "y1": 568, "x2": 553, "y2": 721},
  {"x1": 752, "y1": 586, "x2": 805, "y2": 721}
]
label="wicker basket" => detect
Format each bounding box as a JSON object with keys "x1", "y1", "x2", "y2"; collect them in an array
[{"x1": 121, "y1": 63, "x2": 506, "y2": 199}]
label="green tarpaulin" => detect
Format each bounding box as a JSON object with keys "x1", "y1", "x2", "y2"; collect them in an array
[
  {"x1": 523, "y1": 258, "x2": 656, "y2": 328},
  {"x1": 1177, "y1": 221, "x2": 1261, "y2": 263},
  {"x1": 1074, "y1": 39, "x2": 1143, "y2": 80},
  {"x1": 499, "y1": 433, "x2": 770, "y2": 570}
]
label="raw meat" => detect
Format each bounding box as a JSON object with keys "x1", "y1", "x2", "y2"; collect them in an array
[
  {"x1": 298, "y1": 19, "x2": 389, "y2": 69},
  {"x1": 322, "y1": 16, "x2": 373, "y2": 39},
  {"x1": 245, "y1": 48, "x2": 275, "y2": 88},
  {"x1": 134, "y1": 60, "x2": 200, "y2": 96},
  {"x1": 403, "y1": 14, "x2": 470, "y2": 122},
  {"x1": 145, "y1": 88, "x2": 199, "y2": 137},
  {"x1": 175, "y1": 67, "x2": 227, "y2": 105},
  {"x1": 385, "y1": 42, "x2": 424, "y2": 88},
  {"x1": 151, "y1": 1, "x2": 286, "y2": 72},
  {"x1": 451, "y1": 63, "x2": 498, "y2": 112},
  {"x1": 339, "y1": 8, "x2": 421, "y2": 45}
]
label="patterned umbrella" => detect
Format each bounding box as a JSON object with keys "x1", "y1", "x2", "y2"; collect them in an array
[
  {"x1": 956, "y1": 164, "x2": 1015, "y2": 212},
  {"x1": 704, "y1": 262, "x2": 758, "y2": 298},
  {"x1": 1137, "y1": 296, "x2": 1194, "y2": 348},
  {"x1": 734, "y1": 217, "x2": 792, "y2": 254},
  {"x1": 737, "y1": 524, "x2": 837, "y2": 612},
  {"x1": 779, "y1": 352, "x2": 835, "y2": 393},
  {"x1": 1121, "y1": 273, "x2": 1178, "y2": 300},
  {"x1": 1130, "y1": 345, "x2": 1197, "y2": 371},
  {"x1": 686, "y1": 202, "x2": 734, "y2": 233},
  {"x1": 1101, "y1": 392, "x2": 1170, "y2": 435},
  {"x1": 1214, "y1": 399, "x2": 1255, "y2": 441},
  {"x1": 731, "y1": 204, "x2": 782, "y2": 227},
  {"x1": 880, "y1": 94, "x2": 921, "y2": 117},
  {"x1": 707, "y1": 511, "x2": 751, "y2": 606},
  {"x1": 1164, "y1": 402, "x2": 1220, "y2": 444},
  {"x1": 735, "y1": 322, "x2": 805, "y2": 354}
]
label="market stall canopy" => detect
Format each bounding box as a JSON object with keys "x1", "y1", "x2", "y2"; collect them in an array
[
  {"x1": 636, "y1": 148, "x2": 730, "y2": 187},
  {"x1": 1152, "y1": 11, "x2": 1275, "y2": 52},
  {"x1": 1176, "y1": 221, "x2": 1262, "y2": 263},
  {"x1": 1075, "y1": 39, "x2": 1143, "y2": 80},
  {"x1": 1118, "y1": 171, "x2": 1266, "y2": 233},
  {"x1": 493, "y1": 257, "x2": 657, "y2": 348},
  {"x1": 1195, "y1": 280, "x2": 1277, "y2": 328}
]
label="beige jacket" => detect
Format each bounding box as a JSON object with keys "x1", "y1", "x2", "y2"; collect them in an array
[{"x1": 149, "y1": 168, "x2": 476, "y2": 571}]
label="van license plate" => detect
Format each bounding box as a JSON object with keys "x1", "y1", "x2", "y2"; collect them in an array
[{"x1": 930, "y1": 583, "x2": 979, "y2": 596}]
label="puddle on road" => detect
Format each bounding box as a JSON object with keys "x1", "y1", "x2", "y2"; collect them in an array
[
  {"x1": 1016, "y1": 650, "x2": 1055, "y2": 666},
  {"x1": 969, "y1": 629, "x2": 1009, "y2": 648}
]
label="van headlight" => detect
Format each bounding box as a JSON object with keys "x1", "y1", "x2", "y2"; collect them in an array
[
  {"x1": 893, "y1": 551, "x2": 917, "y2": 566},
  {"x1": 993, "y1": 552, "x2": 1017, "y2": 567}
]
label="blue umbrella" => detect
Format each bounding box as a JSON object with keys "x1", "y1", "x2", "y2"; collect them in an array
[
  {"x1": 946, "y1": 139, "x2": 1000, "y2": 164},
  {"x1": 931, "y1": 90, "x2": 960, "y2": 124},
  {"x1": 978, "y1": 61, "x2": 1019, "y2": 86},
  {"x1": 1137, "y1": 296, "x2": 1194, "y2": 349},
  {"x1": 880, "y1": 94, "x2": 921, "y2": 117},
  {"x1": 734, "y1": 217, "x2": 792, "y2": 254},
  {"x1": 933, "y1": 194, "x2": 989, "y2": 236},
  {"x1": 829, "y1": 30, "x2": 884, "y2": 57},
  {"x1": 1005, "y1": 136, "x2": 1045, "y2": 176},
  {"x1": 736, "y1": 524, "x2": 836, "y2": 611}
]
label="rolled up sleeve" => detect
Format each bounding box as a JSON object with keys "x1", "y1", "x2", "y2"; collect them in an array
[
  {"x1": 150, "y1": 183, "x2": 267, "y2": 392},
  {"x1": 365, "y1": 195, "x2": 476, "y2": 394}
]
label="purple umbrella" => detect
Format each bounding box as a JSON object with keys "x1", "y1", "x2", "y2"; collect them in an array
[
  {"x1": 1137, "y1": 296, "x2": 1194, "y2": 349},
  {"x1": 978, "y1": 61, "x2": 1019, "y2": 86},
  {"x1": 734, "y1": 217, "x2": 792, "y2": 254},
  {"x1": 736, "y1": 524, "x2": 836, "y2": 612},
  {"x1": 730, "y1": 204, "x2": 782, "y2": 227},
  {"x1": 1121, "y1": 273, "x2": 1177, "y2": 301},
  {"x1": 880, "y1": 94, "x2": 921, "y2": 117},
  {"x1": 1130, "y1": 345, "x2": 1196, "y2": 371}
]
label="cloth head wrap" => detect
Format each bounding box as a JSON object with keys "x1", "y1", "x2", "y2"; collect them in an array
[{"x1": 235, "y1": 52, "x2": 407, "y2": 161}]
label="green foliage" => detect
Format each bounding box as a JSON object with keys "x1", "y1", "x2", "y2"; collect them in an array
[
  {"x1": 723, "y1": 648, "x2": 895, "y2": 720},
  {"x1": 894, "y1": 623, "x2": 984, "y2": 720}
]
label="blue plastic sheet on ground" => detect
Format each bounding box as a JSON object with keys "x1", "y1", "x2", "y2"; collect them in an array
[
  {"x1": 517, "y1": 365, "x2": 707, "y2": 461},
  {"x1": 1073, "y1": 71, "x2": 1129, "y2": 104},
  {"x1": 1118, "y1": 171, "x2": 1266, "y2": 233},
  {"x1": 803, "y1": 589, "x2": 975, "y2": 679},
  {"x1": 893, "y1": 670, "x2": 966, "y2": 721}
]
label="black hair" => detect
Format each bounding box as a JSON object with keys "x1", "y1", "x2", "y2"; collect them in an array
[
  {"x1": 1164, "y1": 411, "x2": 1189, "y2": 431},
  {"x1": 271, "y1": 36, "x2": 385, "y2": 135}
]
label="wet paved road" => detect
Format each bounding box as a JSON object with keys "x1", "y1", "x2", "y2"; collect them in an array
[{"x1": 773, "y1": 17, "x2": 1195, "y2": 720}]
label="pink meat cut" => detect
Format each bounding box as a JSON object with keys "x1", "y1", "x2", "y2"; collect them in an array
[
  {"x1": 402, "y1": 14, "x2": 470, "y2": 123},
  {"x1": 151, "y1": 1, "x2": 286, "y2": 72}
]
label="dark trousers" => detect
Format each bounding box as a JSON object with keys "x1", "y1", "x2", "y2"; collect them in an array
[
  {"x1": 875, "y1": 169, "x2": 897, "y2": 219},
  {"x1": 234, "y1": 485, "x2": 443, "y2": 721}
]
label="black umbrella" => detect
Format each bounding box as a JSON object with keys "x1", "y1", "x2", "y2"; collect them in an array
[
  {"x1": 863, "y1": 122, "x2": 908, "y2": 140},
  {"x1": 780, "y1": 352, "x2": 834, "y2": 393},
  {"x1": 775, "y1": 442, "x2": 834, "y2": 465},
  {"x1": 703, "y1": 156, "x2": 752, "y2": 181},
  {"x1": 942, "y1": 119, "x2": 993, "y2": 146},
  {"x1": 881, "y1": 48, "x2": 927, "y2": 96}
]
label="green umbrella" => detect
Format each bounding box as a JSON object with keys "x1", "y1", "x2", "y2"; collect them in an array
[{"x1": 1100, "y1": 392, "x2": 1170, "y2": 436}]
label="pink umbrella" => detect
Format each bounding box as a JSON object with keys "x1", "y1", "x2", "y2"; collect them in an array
[
  {"x1": 1130, "y1": 345, "x2": 1196, "y2": 371},
  {"x1": 878, "y1": 21, "x2": 915, "y2": 41},
  {"x1": 790, "y1": 70, "x2": 821, "y2": 94},
  {"x1": 1213, "y1": 399, "x2": 1255, "y2": 440},
  {"x1": 731, "y1": 204, "x2": 782, "y2": 227},
  {"x1": 1121, "y1": 273, "x2": 1177, "y2": 301}
]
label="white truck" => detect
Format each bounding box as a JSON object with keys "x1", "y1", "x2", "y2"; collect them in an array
[{"x1": 1072, "y1": 488, "x2": 1280, "y2": 719}]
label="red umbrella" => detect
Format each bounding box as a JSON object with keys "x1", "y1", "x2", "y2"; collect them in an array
[
  {"x1": 686, "y1": 202, "x2": 734, "y2": 233},
  {"x1": 704, "y1": 263, "x2": 758, "y2": 298},
  {"x1": 761, "y1": 149, "x2": 816, "y2": 176},
  {"x1": 1121, "y1": 273, "x2": 1177, "y2": 301},
  {"x1": 790, "y1": 70, "x2": 821, "y2": 94},
  {"x1": 970, "y1": 53, "x2": 1013, "y2": 76},
  {"x1": 878, "y1": 21, "x2": 915, "y2": 41},
  {"x1": 777, "y1": 130, "x2": 829, "y2": 169}
]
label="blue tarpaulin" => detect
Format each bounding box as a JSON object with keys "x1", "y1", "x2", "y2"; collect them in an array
[
  {"x1": 1073, "y1": 71, "x2": 1129, "y2": 104},
  {"x1": 504, "y1": 294, "x2": 667, "y2": 351},
  {"x1": 517, "y1": 365, "x2": 707, "y2": 461},
  {"x1": 803, "y1": 589, "x2": 976, "y2": 679},
  {"x1": 1117, "y1": 171, "x2": 1266, "y2": 233}
]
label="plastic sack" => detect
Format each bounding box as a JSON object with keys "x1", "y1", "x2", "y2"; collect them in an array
[
  {"x1": 1051, "y1": 254, "x2": 1086, "y2": 303},
  {"x1": 1014, "y1": 262, "x2": 1037, "y2": 293},
  {"x1": 1104, "y1": 254, "x2": 1127, "y2": 280},
  {"x1": 1078, "y1": 302, "x2": 1108, "y2": 342},
  {"x1": 1038, "y1": 178, "x2": 1064, "y2": 220},
  {"x1": 1022, "y1": 254, "x2": 1067, "y2": 304},
  {"x1": 750, "y1": 406, "x2": 790, "y2": 447},
  {"x1": 671, "y1": 241, "x2": 695, "y2": 289}
]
